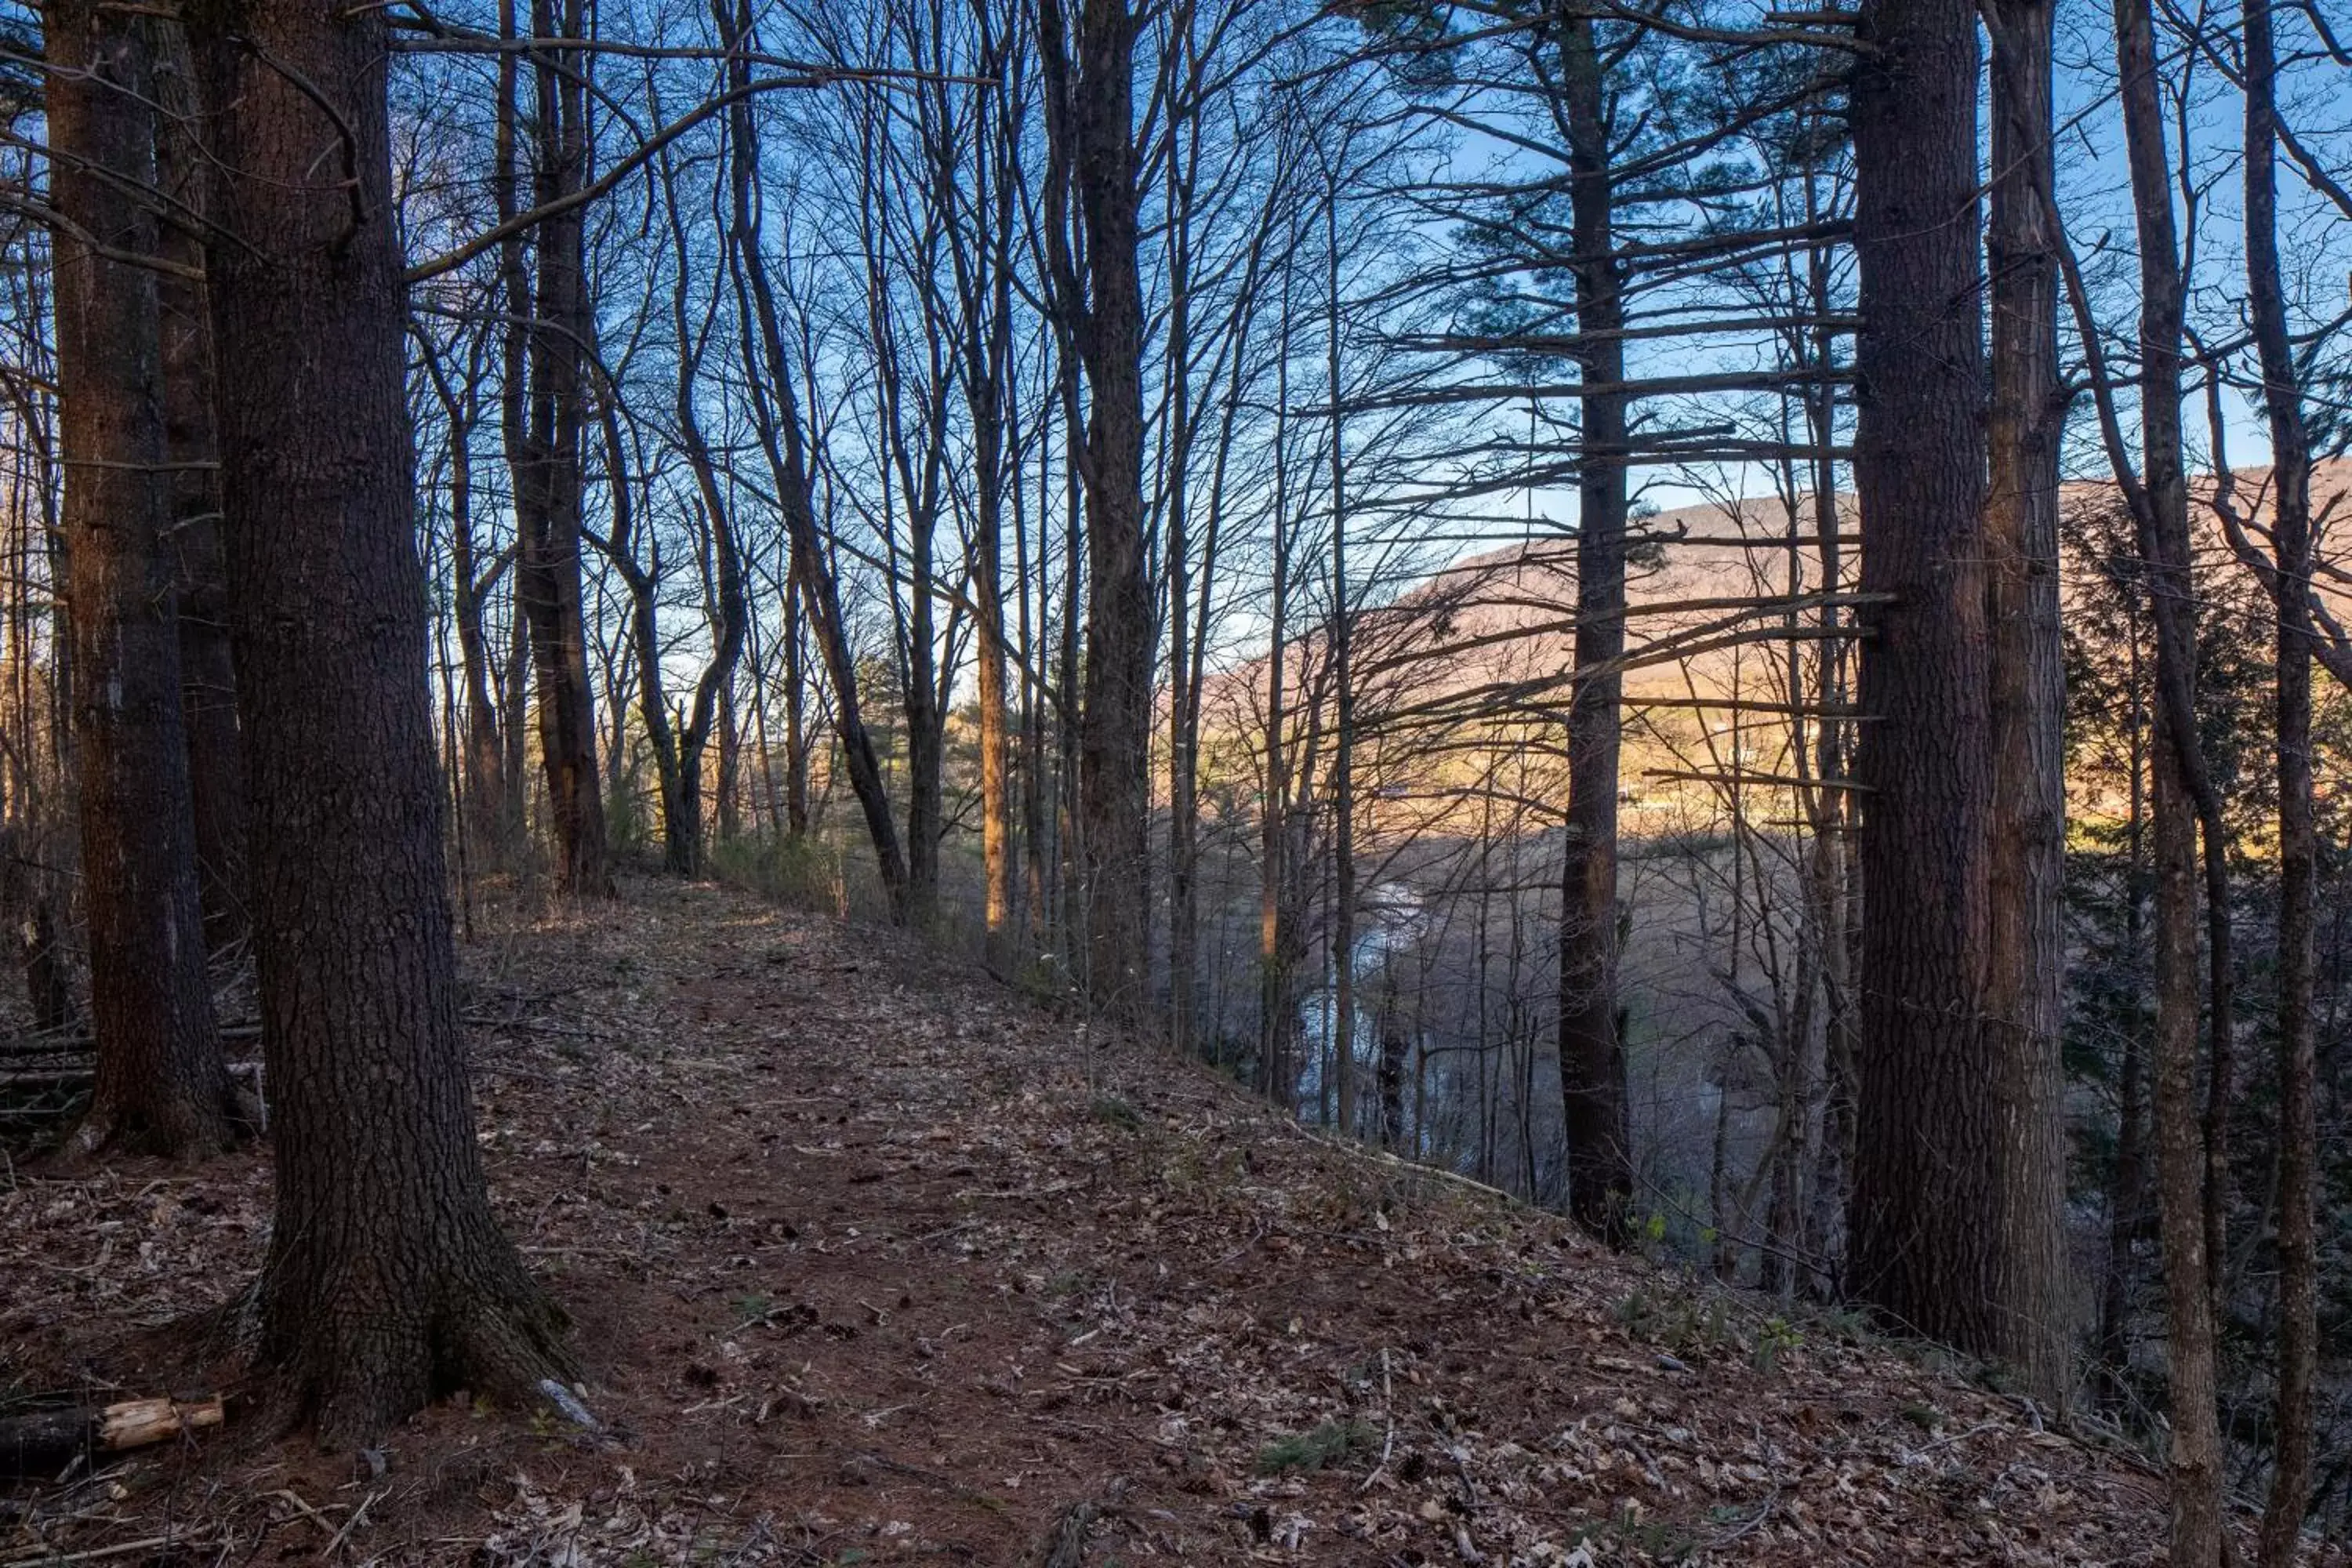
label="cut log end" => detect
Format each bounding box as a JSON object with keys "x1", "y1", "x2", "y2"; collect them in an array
[
  {"x1": 0, "y1": 1395, "x2": 225, "y2": 1476},
  {"x1": 96, "y1": 1396, "x2": 225, "y2": 1451}
]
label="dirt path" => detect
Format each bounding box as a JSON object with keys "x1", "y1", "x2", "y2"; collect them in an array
[{"x1": 0, "y1": 881, "x2": 2311, "y2": 1564}]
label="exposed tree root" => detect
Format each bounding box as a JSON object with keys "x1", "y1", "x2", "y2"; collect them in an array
[
  {"x1": 254, "y1": 1261, "x2": 579, "y2": 1450},
  {"x1": 55, "y1": 1079, "x2": 257, "y2": 1167}
]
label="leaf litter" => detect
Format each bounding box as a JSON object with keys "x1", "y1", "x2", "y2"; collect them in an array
[{"x1": 0, "y1": 879, "x2": 2336, "y2": 1565}]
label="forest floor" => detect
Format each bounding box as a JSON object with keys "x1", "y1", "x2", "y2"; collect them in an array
[{"x1": 0, "y1": 879, "x2": 2333, "y2": 1566}]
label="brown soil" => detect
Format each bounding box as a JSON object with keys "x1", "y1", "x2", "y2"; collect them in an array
[{"x1": 0, "y1": 880, "x2": 2329, "y2": 1565}]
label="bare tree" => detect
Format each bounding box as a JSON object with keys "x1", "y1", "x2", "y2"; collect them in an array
[
  {"x1": 727, "y1": 67, "x2": 913, "y2": 916},
  {"x1": 2238, "y1": 0, "x2": 2318, "y2": 1551},
  {"x1": 511, "y1": 0, "x2": 614, "y2": 895},
  {"x1": 2088, "y1": 0, "x2": 2224, "y2": 1546},
  {"x1": 415, "y1": 314, "x2": 515, "y2": 873}
]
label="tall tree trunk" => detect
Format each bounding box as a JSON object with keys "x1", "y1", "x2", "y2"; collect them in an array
[
  {"x1": 1162, "y1": 87, "x2": 1202, "y2": 1058},
  {"x1": 418, "y1": 335, "x2": 508, "y2": 875},
  {"x1": 1980, "y1": 0, "x2": 2071, "y2": 1403},
  {"x1": 901, "y1": 531, "x2": 943, "y2": 927},
  {"x1": 2, "y1": 820, "x2": 77, "y2": 1034},
  {"x1": 1041, "y1": 0, "x2": 1153, "y2": 1022},
  {"x1": 677, "y1": 464, "x2": 749, "y2": 874},
  {"x1": 1017, "y1": 428, "x2": 1047, "y2": 949},
  {"x1": 1057, "y1": 419, "x2": 1084, "y2": 969},
  {"x1": 501, "y1": 577, "x2": 532, "y2": 856},
  {"x1": 742, "y1": 616, "x2": 776, "y2": 838},
  {"x1": 1183, "y1": 364, "x2": 1247, "y2": 1069},
  {"x1": 1846, "y1": 0, "x2": 2013, "y2": 1359},
  {"x1": 1798, "y1": 208, "x2": 1855, "y2": 1293},
  {"x1": 514, "y1": 0, "x2": 612, "y2": 896},
  {"x1": 492, "y1": 0, "x2": 532, "y2": 866},
  {"x1": 2150, "y1": 641, "x2": 2221, "y2": 1566},
  {"x1": 15, "y1": 878, "x2": 75, "y2": 1032},
  {"x1": 1165, "y1": 347, "x2": 1196, "y2": 1058},
  {"x1": 1377, "y1": 985, "x2": 1408, "y2": 1151},
  {"x1": 453, "y1": 399, "x2": 507, "y2": 866},
  {"x1": 715, "y1": 682, "x2": 740, "y2": 846},
  {"x1": 935, "y1": 13, "x2": 1022, "y2": 961},
  {"x1": 961, "y1": 261, "x2": 1013, "y2": 963},
  {"x1": 194, "y1": 0, "x2": 572, "y2": 1441},
  {"x1": 844, "y1": 49, "x2": 954, "y2": 931},
  {"x1": 9, "y1": 402, "x2": 78, "y2": 1040},
  {"x1": 1554, "y1": 3, "x2": 1633, "y2": 1242},
  {"x1": 2112, "y1": 0, "x2": 2220, "y2": 1551},
  {"x1": 1258, "y1": 324, "x2": 1293, "y2": 1106},
  {"x1": 782, "y1": 548, "x2": 811, "y2": 839},
  {"x1": 655, "y1": 56, "x2": 748, "y2": 881},
  {"x1": 1764, "y1": 470, "x2": 1816, "y2": 1297},
  {"x1": 149, "y1": 17, "x2": 245, "y2": 953},
  {"x1": 2098, "y1": 631, "x2": 2149, "y2": 1398},
  {"x1": 592, "y1": 390, "x2": 681, "y2": 876},
  {"x1": 972, "y1": 447, "x2": 1011, "y2": 961},
  {"x1": 725, "y1": 93, "x2": 908, "y2": 916},
  {"x1": 2244, "y1": 1, "x2": 2317, "y2": 1553},
  {"x1": 48, "y1": 0, "x2": 238, "y2": 1160},
  {"x1": 1799, "y1": 260, "x2": 1856, "y2": 1289},
  {"x1": 1325, "y1": 183, "x2": 1357, "y2": 1138},
  {"x1": 2098, "y1": 1009, "x2": 2148, "y2": 1390}
]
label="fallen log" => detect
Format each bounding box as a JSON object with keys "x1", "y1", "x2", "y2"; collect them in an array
[
  {"x1": 0, "y1": 1062, "x2": 260, "y2": 1096},
  {"x1": 0, "y1": 1396, "x2": 225, "y2": 1475},
  {"x1": 0, "y1": 1024, "x2": 262, "y2": 1058}
]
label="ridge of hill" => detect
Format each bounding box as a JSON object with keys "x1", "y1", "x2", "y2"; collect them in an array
[
  {"x1": 1198, "y1": 459, "x2": 2351, "y2": 838},
  {"x1": 1377, "y1": 459, "x2": 2352, "y2": 693},
  {"x1": 0, "y1": 881, "x2": 2325, "y2": 1565}
]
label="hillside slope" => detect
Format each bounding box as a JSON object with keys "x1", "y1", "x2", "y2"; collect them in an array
[
  {"x1": 1195, "y1": 459, "x2": 2352, "y2": 837},
  {"x1": 0, "y1": 882, "x2": 2310, "y2": 1565}
]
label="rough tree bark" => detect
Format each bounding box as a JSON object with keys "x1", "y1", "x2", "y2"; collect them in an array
[
  {"x1": 1846, "y1": 0, "x2": 2038, "y2": 1367},
  {"x1": 193, "y1": 0, "x2": 572, "y2": 1442},
  {"x1": 1040, "y1": 0, "x2": 1154, "y2": 1022},
  {"x1": 47, "y1": 0, "x2": 240, "y2": 1159},
  {"x1": 1553, "y1": 2, "x2": 1634, "y2": 1243},
  {"x1": 1980, "y1": 0, "x2": 2071, "y2": 1403}
]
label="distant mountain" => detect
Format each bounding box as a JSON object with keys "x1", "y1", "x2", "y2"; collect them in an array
[{"x1": 1198, "y1": 459, "x2": 2350, "y2": 838}]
